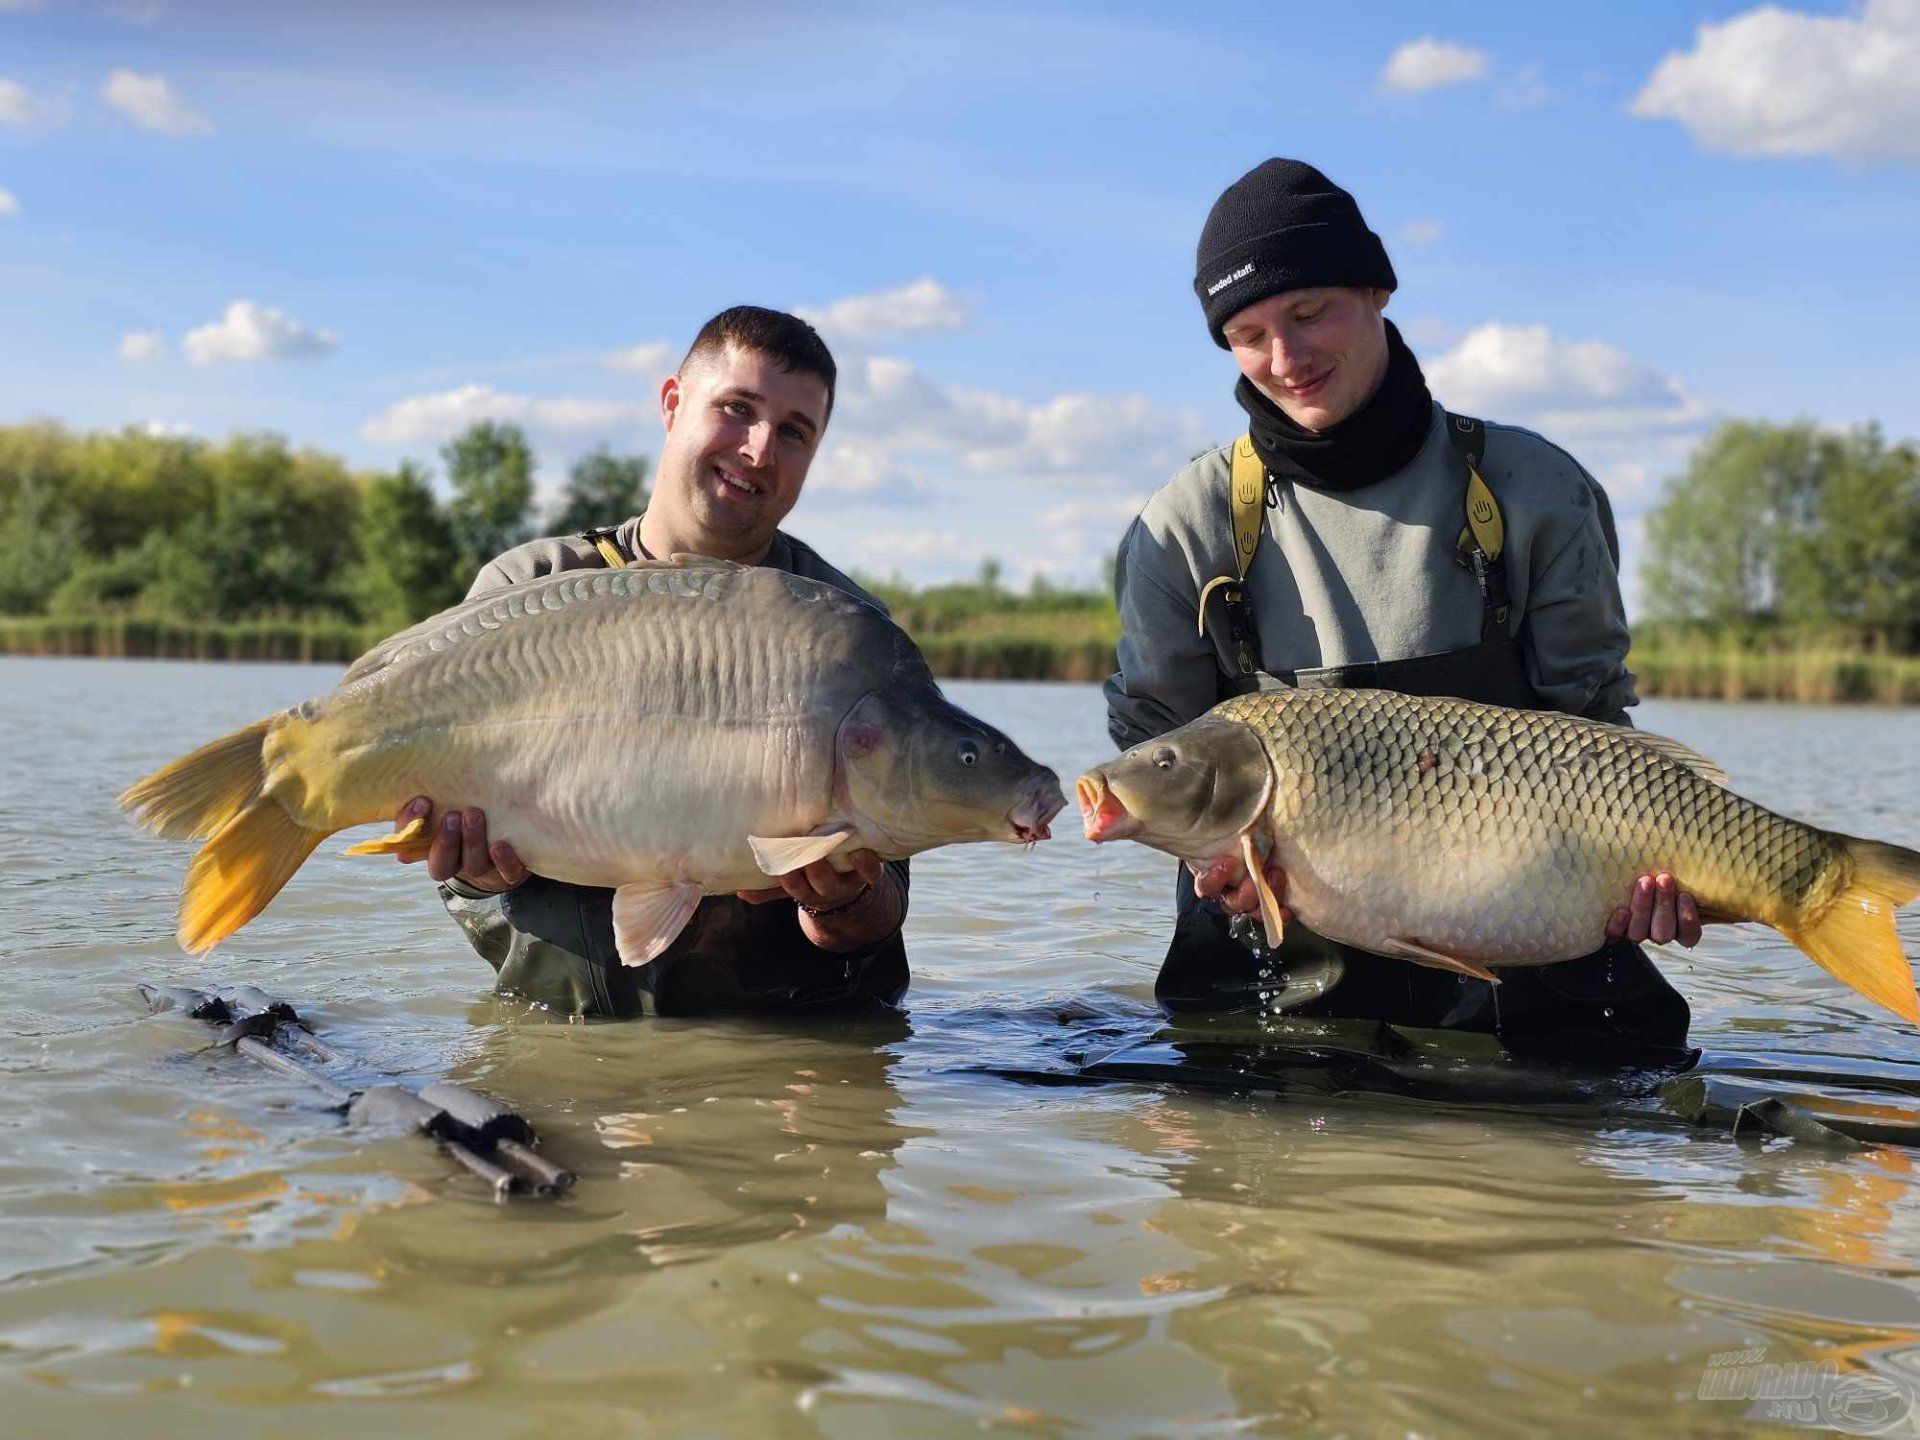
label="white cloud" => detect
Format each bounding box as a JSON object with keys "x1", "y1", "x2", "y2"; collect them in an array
[
  {"x1": 360, "y1": 383, "x2": 648, "y2": 446},
  {"x1": 182, "y1": 299, "x2": 336, "y2": 364},
  {"x1": 1380, "y1": 37, "x2": 1490, "y2": 93},
  {"x1": 118, "y1": 330, "x2": 164, "y2": 362},
  {"x1": 605, "y1": 340, "x2": 676, "y2": 375},
  {"x1": 1630, "y1": 0, "x2": 1920, "y2": 163},
  {"x1": 0, "y1": 188, "x2": 16, "y2": 217},
  {"x1": 1397, "y1": 218, "x2": 1444, "y2": 246},
  {"x1": 834, "y1": 353, "x2": 1210, "y2": 482},
  {"x1": 142, "y1": 420, "x2": 193, "y2": 438},
  {"x1": 1497, "y1": 63, "x2": 1550, "y2": 110},
  {"x1": 0, "y1": 79, "x2": 40, "y2": 127},
  {"x1": 1427, "y1": 322, "x2": 1709, "y2": 439},
  {"x1": 101, "y1": 68, "x2": 211, "y2": 135},
  {"x1": 798, "y1": 277, "x2": 969, "y2": 341}
]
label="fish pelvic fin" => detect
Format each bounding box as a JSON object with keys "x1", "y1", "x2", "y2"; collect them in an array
[
  {"x1": 177, "y1": 799, "x2": 329, "y2": 954},
  {"x1": 612, "y1": 882, "x2": 704, "y2": 966},
  {"x1": 119, "y1": 716, "x2": 274, "y2": 841},
  {"x1": 1783, "y1": 837, "x2": 1920, "y2": 1026},
  {"x1": 342, "y1": 814, "x2": 431, "y2": 861},
  {"x1": 1378, "y1": 936, "x2": 1501, "y2": 985}
]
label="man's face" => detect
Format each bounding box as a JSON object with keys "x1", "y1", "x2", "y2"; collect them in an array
[
  {"x1": 1222, "y1": 287, "x2": 1390, "y2": 431},
  {"x1": 655, "y1": 342, "x2": 829, "y2": 552}
]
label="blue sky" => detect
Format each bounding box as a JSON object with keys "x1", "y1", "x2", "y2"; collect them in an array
[{"x1": 2, "y1": 0, "x2": 1916, "y2": 597}]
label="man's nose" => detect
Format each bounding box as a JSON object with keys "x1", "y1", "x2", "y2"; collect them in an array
[
  {"x1": 1269, "y1": 330, "x2": 1301, "y2": 377},
  {"x1": 739, "y1": 421, "x2": 775, "y2": 467}
]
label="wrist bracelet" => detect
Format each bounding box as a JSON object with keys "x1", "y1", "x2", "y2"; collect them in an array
[{"x1": 798, "y1": 883, "x2": 872, "y2": 918}]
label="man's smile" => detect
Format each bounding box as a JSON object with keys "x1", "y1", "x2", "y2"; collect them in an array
[{"x1": 713, "y1": 462, "x2": 765, "y2": 498}]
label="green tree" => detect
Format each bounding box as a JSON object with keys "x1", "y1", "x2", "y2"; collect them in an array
[
  {"x1": 548, "y1": 447, "x2": 649, "y2": 535},
  {"x1": 0, "y1": 476, "x2": 82, "y2": 613},
  {"x1": 1641, "y1": 419, "x2": 1920, "y2": 639},
  {"x1": 357, "y1": 461, "x2": 464, "y2": 629},
  {"x1": 443, "y1": 420, "x2": 535, "y2": 574}
]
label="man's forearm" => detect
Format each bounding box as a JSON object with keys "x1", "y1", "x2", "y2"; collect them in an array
[{"x1": 799, "y1": 864, "x2": 907, "y2": 952}]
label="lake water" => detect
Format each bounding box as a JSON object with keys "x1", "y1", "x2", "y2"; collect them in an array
[{"x1": 2, "y1": 655, "x2": 1918, "y2": 1438}]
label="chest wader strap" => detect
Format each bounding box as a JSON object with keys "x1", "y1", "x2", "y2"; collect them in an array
[
  {"x1": 580, "y1": 526, "x2": 629, "y2": 569},
  {"x1": 1196, "y1": 435, "x2": 1267, "y2": 677},
  {"x1": 1446, "y1": 414, "x2": 1511, "y2": 641}
]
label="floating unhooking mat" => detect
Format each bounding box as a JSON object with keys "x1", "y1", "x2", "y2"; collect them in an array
[
  {"x1": 978, "y1": 1009, "x2": 1920, "y2": 1152},
  {"x1": 140, "y1": 982, "x2": 574, "y2": 1200}
]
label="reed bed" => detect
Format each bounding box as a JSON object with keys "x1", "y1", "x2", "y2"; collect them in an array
[{"x1": 4, "y1": 609, "x2": 1912, "y2": 703}]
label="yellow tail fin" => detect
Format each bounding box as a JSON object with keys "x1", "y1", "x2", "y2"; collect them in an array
[
  {"x1": 1783, "y1": 837, "x2": 1920, "y2": 1026},
  {"x1": 178, "y1": 799, "x2": 328, "y2": 953},
  {"x1": 120, "y1": 717, "x2": 274, "y2": 841}
]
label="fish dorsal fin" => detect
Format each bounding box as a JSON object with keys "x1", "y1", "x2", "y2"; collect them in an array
[
  {"x1": 1617, "y1": 729, "x2": 1729, "y2": 786},
  {"x1": 665, "y1": 552, "x2": 748, "y2": 568},
  {"x1": 749, "y1": 827, "x2": 856, "y2": 877}
]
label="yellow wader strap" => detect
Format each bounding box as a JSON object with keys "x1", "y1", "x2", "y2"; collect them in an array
[
  {"x1": 580, "y1": 526, "x2": 629, "y2": 569},
  {"x1": 1195, "y1": 435, "x2": 1268, "y2": 676},
  {"x1": 1446, "y1": 414, "x2": 1511, "y2": 640}
]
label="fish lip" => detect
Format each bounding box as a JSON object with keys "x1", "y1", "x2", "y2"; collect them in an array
[
  {"x1": 1008, "y1": 775, "x2": 1066, "y2": 844},
  {"x1": 1074, "y1": 773, "x2": 1140, "y2": 843}
]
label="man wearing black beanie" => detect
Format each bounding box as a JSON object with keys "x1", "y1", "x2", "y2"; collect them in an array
[{"x1": 1103, "y1": 158, "x2": 1699, "y2": 1058}]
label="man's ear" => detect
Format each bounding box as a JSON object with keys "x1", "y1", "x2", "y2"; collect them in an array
[
  {"x1": 1369, "y1": 287, "x2": 1391, "y2": 315},
  {"x1": 659, "y1": 372, "x2": 684, "y2": 433}
]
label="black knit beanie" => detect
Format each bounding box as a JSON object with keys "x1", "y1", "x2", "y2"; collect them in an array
[{"x1": 1194, "y1": 159, "x2": 1397, "y2": 348}]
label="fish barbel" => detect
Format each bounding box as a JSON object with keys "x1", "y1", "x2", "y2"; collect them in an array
[
  {"x1": 122, "y1": 559, "x2": 1064, "y2": 965},
  {"x1": 1077, "y1": 687, "x2": 1920, "y2": 1023}
]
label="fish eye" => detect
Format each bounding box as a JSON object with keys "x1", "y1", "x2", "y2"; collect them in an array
[
  {"x1": 1152, "y1": 746, "x2": 1175, "y2": 769},
  {"x1": 957, "y1": 740, "x2": 980, "y2": 767}
]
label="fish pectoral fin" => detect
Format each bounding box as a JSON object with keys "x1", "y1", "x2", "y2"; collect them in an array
[
  {"x1": 611, "y1": 882, "x2": 705, "y2": 968},
  {"x1": 1240, "y1": 831, "x2": 1286, "y2": 950},
  {"x1": 1379, "y1": 937, "x2": 1502, "y2": 985},
  {"x1": 748, "y1": 828, "x2": 856, "y2": 878},
  {"x1": 342, "y1": 815, "x2": 432, "y2": 858}
]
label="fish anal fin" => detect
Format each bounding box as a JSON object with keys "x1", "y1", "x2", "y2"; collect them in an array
[
  {"x1": 611, "y1": 882, "x2": 704, "y2": 968},
  {"x1": 1240, "y1": 830, "x2": 1286, "y2": 950},
  {"x1": 1379, "y1": 936, "x2": 1502, "y2": 985},
  {"x1": 342, "y1": 814, "x2": 432, "y2": 858},
  {"x1": 748, "y1": 827, "x2": 855, "y2": 877}
]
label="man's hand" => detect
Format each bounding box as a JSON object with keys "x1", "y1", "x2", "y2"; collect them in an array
[
  {"x1": 1606, "y1": 872, "x2": 1702, "y2": 948},
  {"x1": 1191, "y1": 851, "x2": 1293, "y2": 924},
  {"x1": 737, "y1": 849, "x2": 903, "y2": 952},
  {"x1": 737, "y1": 848, "x2": 884, "y2": 910},
  {"x1": 392, "y1": 796, "x2": 530, "y2": 895}
]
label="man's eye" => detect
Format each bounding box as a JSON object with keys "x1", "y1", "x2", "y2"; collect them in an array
[
  {"x1": 1297, "y1": 308, "x2": 1324, "y2": 323},
  {"x1": 780, "y1": 425, "x2": 806, "y2": 444},
  {"x1": 724, "y1": 400, "x2": 750, "y2": 417}
]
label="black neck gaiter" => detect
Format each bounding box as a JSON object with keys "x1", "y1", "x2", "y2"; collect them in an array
[{"x1": 1234, "y1": 320, "x2": 1434, "y2": 493}]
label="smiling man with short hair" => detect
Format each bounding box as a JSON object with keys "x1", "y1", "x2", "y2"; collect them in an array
[
  {"x1": 393, "y1": 305, "x2": 911, "y2": 1019},
  {"x1": 1105, "y1": 159, "x2": 1700, "y2": 1055}
]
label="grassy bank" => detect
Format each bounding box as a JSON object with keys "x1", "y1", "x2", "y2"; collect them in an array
[{"x1": 4, "y1": 607, "x2": 1914, "y2": 703}]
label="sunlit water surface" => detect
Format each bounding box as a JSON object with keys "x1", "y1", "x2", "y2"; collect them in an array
[{"x1": 2, "y1": 656, "x2": 1918, "y2": 1438}]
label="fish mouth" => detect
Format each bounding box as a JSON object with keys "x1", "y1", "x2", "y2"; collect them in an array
[
  {"x1": 1075, "y1": 772, "x2": 1140, "y2": 843},
  {"x1": 1007, "y1": 773, "x2": 1066, "y2": 844}
]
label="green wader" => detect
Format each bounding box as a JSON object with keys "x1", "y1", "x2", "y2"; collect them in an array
[{"x1": 444, "y1": 869, "x2": 911, "y2": 1019}]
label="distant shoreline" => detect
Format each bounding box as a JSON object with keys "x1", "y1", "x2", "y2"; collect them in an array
[{"x1": 3, "y1": 616, "x2": 1913, "y2": 703}]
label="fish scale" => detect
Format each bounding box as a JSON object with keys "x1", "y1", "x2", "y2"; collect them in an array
[{"x1": 1218, "y1": 688, "x2": 1835, "y2": 959}]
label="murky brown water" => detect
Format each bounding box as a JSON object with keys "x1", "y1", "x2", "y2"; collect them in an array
[{"x1": 3, "y1": 656, "x2": 1919, "y2": 1437}]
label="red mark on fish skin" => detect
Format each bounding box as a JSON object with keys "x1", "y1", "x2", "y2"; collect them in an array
[
  {"x1": 845, "y1": 722, "x2": 883, "y2": 758},
  {"x1": 1418, "y1": 751, "x2": 1437, "y2": 774}
]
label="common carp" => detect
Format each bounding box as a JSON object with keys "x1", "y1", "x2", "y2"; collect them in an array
[
  {"x1": 1077, "y1": 688, "x2": 1920, "y2": 1024},
  {"x1": 123, "y1": 558, "x2": 1064, "y2": 965}
]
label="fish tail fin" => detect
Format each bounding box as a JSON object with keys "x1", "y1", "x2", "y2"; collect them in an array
[
  {"x1": 177, "y1": 799, "x2": 329, "y2": 953},
  {"x1": 119, "y1": 716, "x2": 275, "y2": 841},
  {"x1": 1783, "y1": 837, "x2": 1920, "y2": 1026}
]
